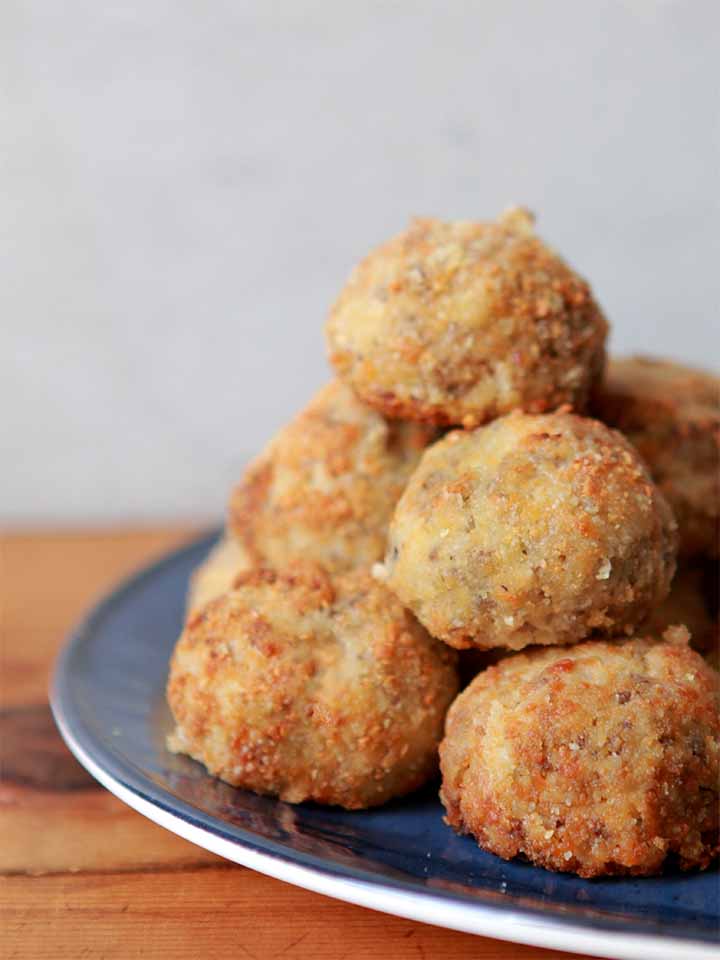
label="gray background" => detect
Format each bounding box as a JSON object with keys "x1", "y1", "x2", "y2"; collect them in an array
[{"x1": 3, "y1": 1, "x2": 718, "y2": 523}]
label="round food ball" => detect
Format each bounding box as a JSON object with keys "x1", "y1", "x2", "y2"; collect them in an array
[
  {"x1": 440, "y1": 634, "x2": 720, "y2": 878},
  {"x1": 593, "y1": 355, "x2": 719, "y2": 558},
  {"x1": 326, "y1": 208, "x2": 608, "y2": 427},
  {"x1": 384, "y1": 411, "x2": 677, "y2": 650},
  {"x1": 229, "y1": 380, "x2": 436, "y2": 574},
  {"x1": 186, "y1": 535, "x2": 252, "y2": 615},
  {"x1": 167, "y1": 564, "x2": 458, "y2": 809}
]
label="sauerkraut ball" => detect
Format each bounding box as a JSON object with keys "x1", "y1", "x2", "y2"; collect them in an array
[
  {"x1": 384, "y1": 411, "x2": 677, "y2": 651},
  {"x1": 186, "y1": 535, "x2": 252, "y2": 615},
  {"x1": 326, "y1": 209, "x2": 607, "y2": 427},
  {"x1": 229, "y1": 381, "x2": 436, "y2": 574},
  {"x1": 593, "y1": 355, "x2": 719, "y2": 558},
  {"x1": 167, "y1": 564, "x2": 458, "y2": 809},
  {"x1": 440, "y1": 634, "x2": 719, "y2": 878}
]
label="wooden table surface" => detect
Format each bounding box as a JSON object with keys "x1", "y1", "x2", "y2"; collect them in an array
[{"x1": 1, "y1": 528, "x2": 594, "y2": 960}]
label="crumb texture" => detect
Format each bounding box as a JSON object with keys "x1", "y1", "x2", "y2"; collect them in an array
[
  {"x1": 229, "y1": 380, "x2": 436, "y2": 573},
  {"x1": 593, "y1": 355, "x2": 719, "y2": 558},
  {"x1": 326, "y1": 210, "x2": 608, "y2": 426},
  {"x1": 168, "y1": 563, "x2": 458, "y2": 809},
  {"x1": 386, "y1": 411, "x2": 677, "y2": 650},
  {"x1": 186, "y1": 536, "x2": 252, "y2": 615},
  {"x1": 440, "y1": 636, "x2": 719, "y2": 877}
]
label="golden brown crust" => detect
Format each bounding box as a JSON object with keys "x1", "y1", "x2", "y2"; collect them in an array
[
  {"x1": 229, "y1": 381, "x2": 436, "y2": 574},
  {"x1": 593, "y1": 355, "x2": 719, "y2": 558},
  {"x1": 168, "y1": 563, "x2": 458, "y2": 809},
  {"x1": 440, "y1": 635, "x2": 720, "y2": 878},
  {"x1": 385, "y1": 411, "x2": 677, "y2": 651},
  {"x1": 326, "y1": 209, "x2": 608, "y2": 427},
  {"x1": 185, "y1": 535, "x2": 253, "y2": 616}
]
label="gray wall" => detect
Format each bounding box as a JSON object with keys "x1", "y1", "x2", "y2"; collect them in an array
[{"x1": 3, "y1": 1, "x2": 718, "y2": 522}]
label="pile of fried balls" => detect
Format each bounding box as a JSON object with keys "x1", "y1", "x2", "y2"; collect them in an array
[{"x1": 167, "y1": 207, "x2": 719, "y2": 878}]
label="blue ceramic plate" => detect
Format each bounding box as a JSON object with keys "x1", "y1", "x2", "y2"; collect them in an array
[{"x1": 51, "y1": 532, "x2": 719, "y2": 960}]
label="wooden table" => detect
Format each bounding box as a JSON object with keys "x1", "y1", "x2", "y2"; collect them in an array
[{"x1": 1, "y1": 529, "x2": 592, "y2": 960}]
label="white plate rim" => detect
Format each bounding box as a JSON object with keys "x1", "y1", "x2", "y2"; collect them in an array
[{"x1": 52, "y1": 689, "x2": 714, "y2": 960}]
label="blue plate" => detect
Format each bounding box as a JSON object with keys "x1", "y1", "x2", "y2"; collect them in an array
[{"x1": 51, "y1": 532, "x2": 719, "y2": 960}]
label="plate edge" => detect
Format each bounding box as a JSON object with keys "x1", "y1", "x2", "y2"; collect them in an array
[{"x1": 51, "y1": 686, "x2": 714, "y2": 960}]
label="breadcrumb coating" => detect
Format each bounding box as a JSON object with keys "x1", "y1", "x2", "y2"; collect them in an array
[
  {"x1": 593, "y1": 355, "x2": 719, "y2": 558},
  {"x1": 229, "y1": 381, "x2": 436, "y2": 574},
  {"x1": 385, "y1": 411, "x2": 677, "y2": 650},
  {"x1": 326, "y1": 209, "x2": 607, "y2": 427},
  {"x1": 440, "y1": 634, "x2": 719, "y2": 878},
  {"x1": 186, "y1": 535, "x2": 252, "y2": 615},
  {"x1": 167, "y1": 564, "x2": 458, "y2": 809}
]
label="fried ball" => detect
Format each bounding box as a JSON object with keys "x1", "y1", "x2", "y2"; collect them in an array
[
  {"x1": 229, "y1": 380, "x2": 436, "y2": 574},
  {"x1": 167, "y1": 564, "x2": 458, "y2": 809},
  {"x1": 643, "y1": 562, "x2": 718, "y2": 656},
  {"x1": 593, "y1": 355, "x2": 719, "y2": 558},
  {"x1": 186, "y1": 535, "x2": 252, "y2": 615},
  {"x1": 440, "y1": 633, "x2": 720, "y2": 878},
  {"x1": 384, "y1": 411, "x2": 677, "y2": 651},
  {"x1": 326, "y1": 208, "x2": 608, "y2": 427}
]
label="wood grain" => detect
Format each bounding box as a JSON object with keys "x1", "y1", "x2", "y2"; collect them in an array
[
  {"x1": 1, "y1": 528, "x2": 197, "y2": 707},
  {"x1": 0, "y1": 714, "x2": 218, "y2": 875},
  {"x1": 0, "y1": 528, "x2": 592, "y2": 959},
  {"x1": 1, "y1": 866, "x2": 593, "y2": 960}
]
